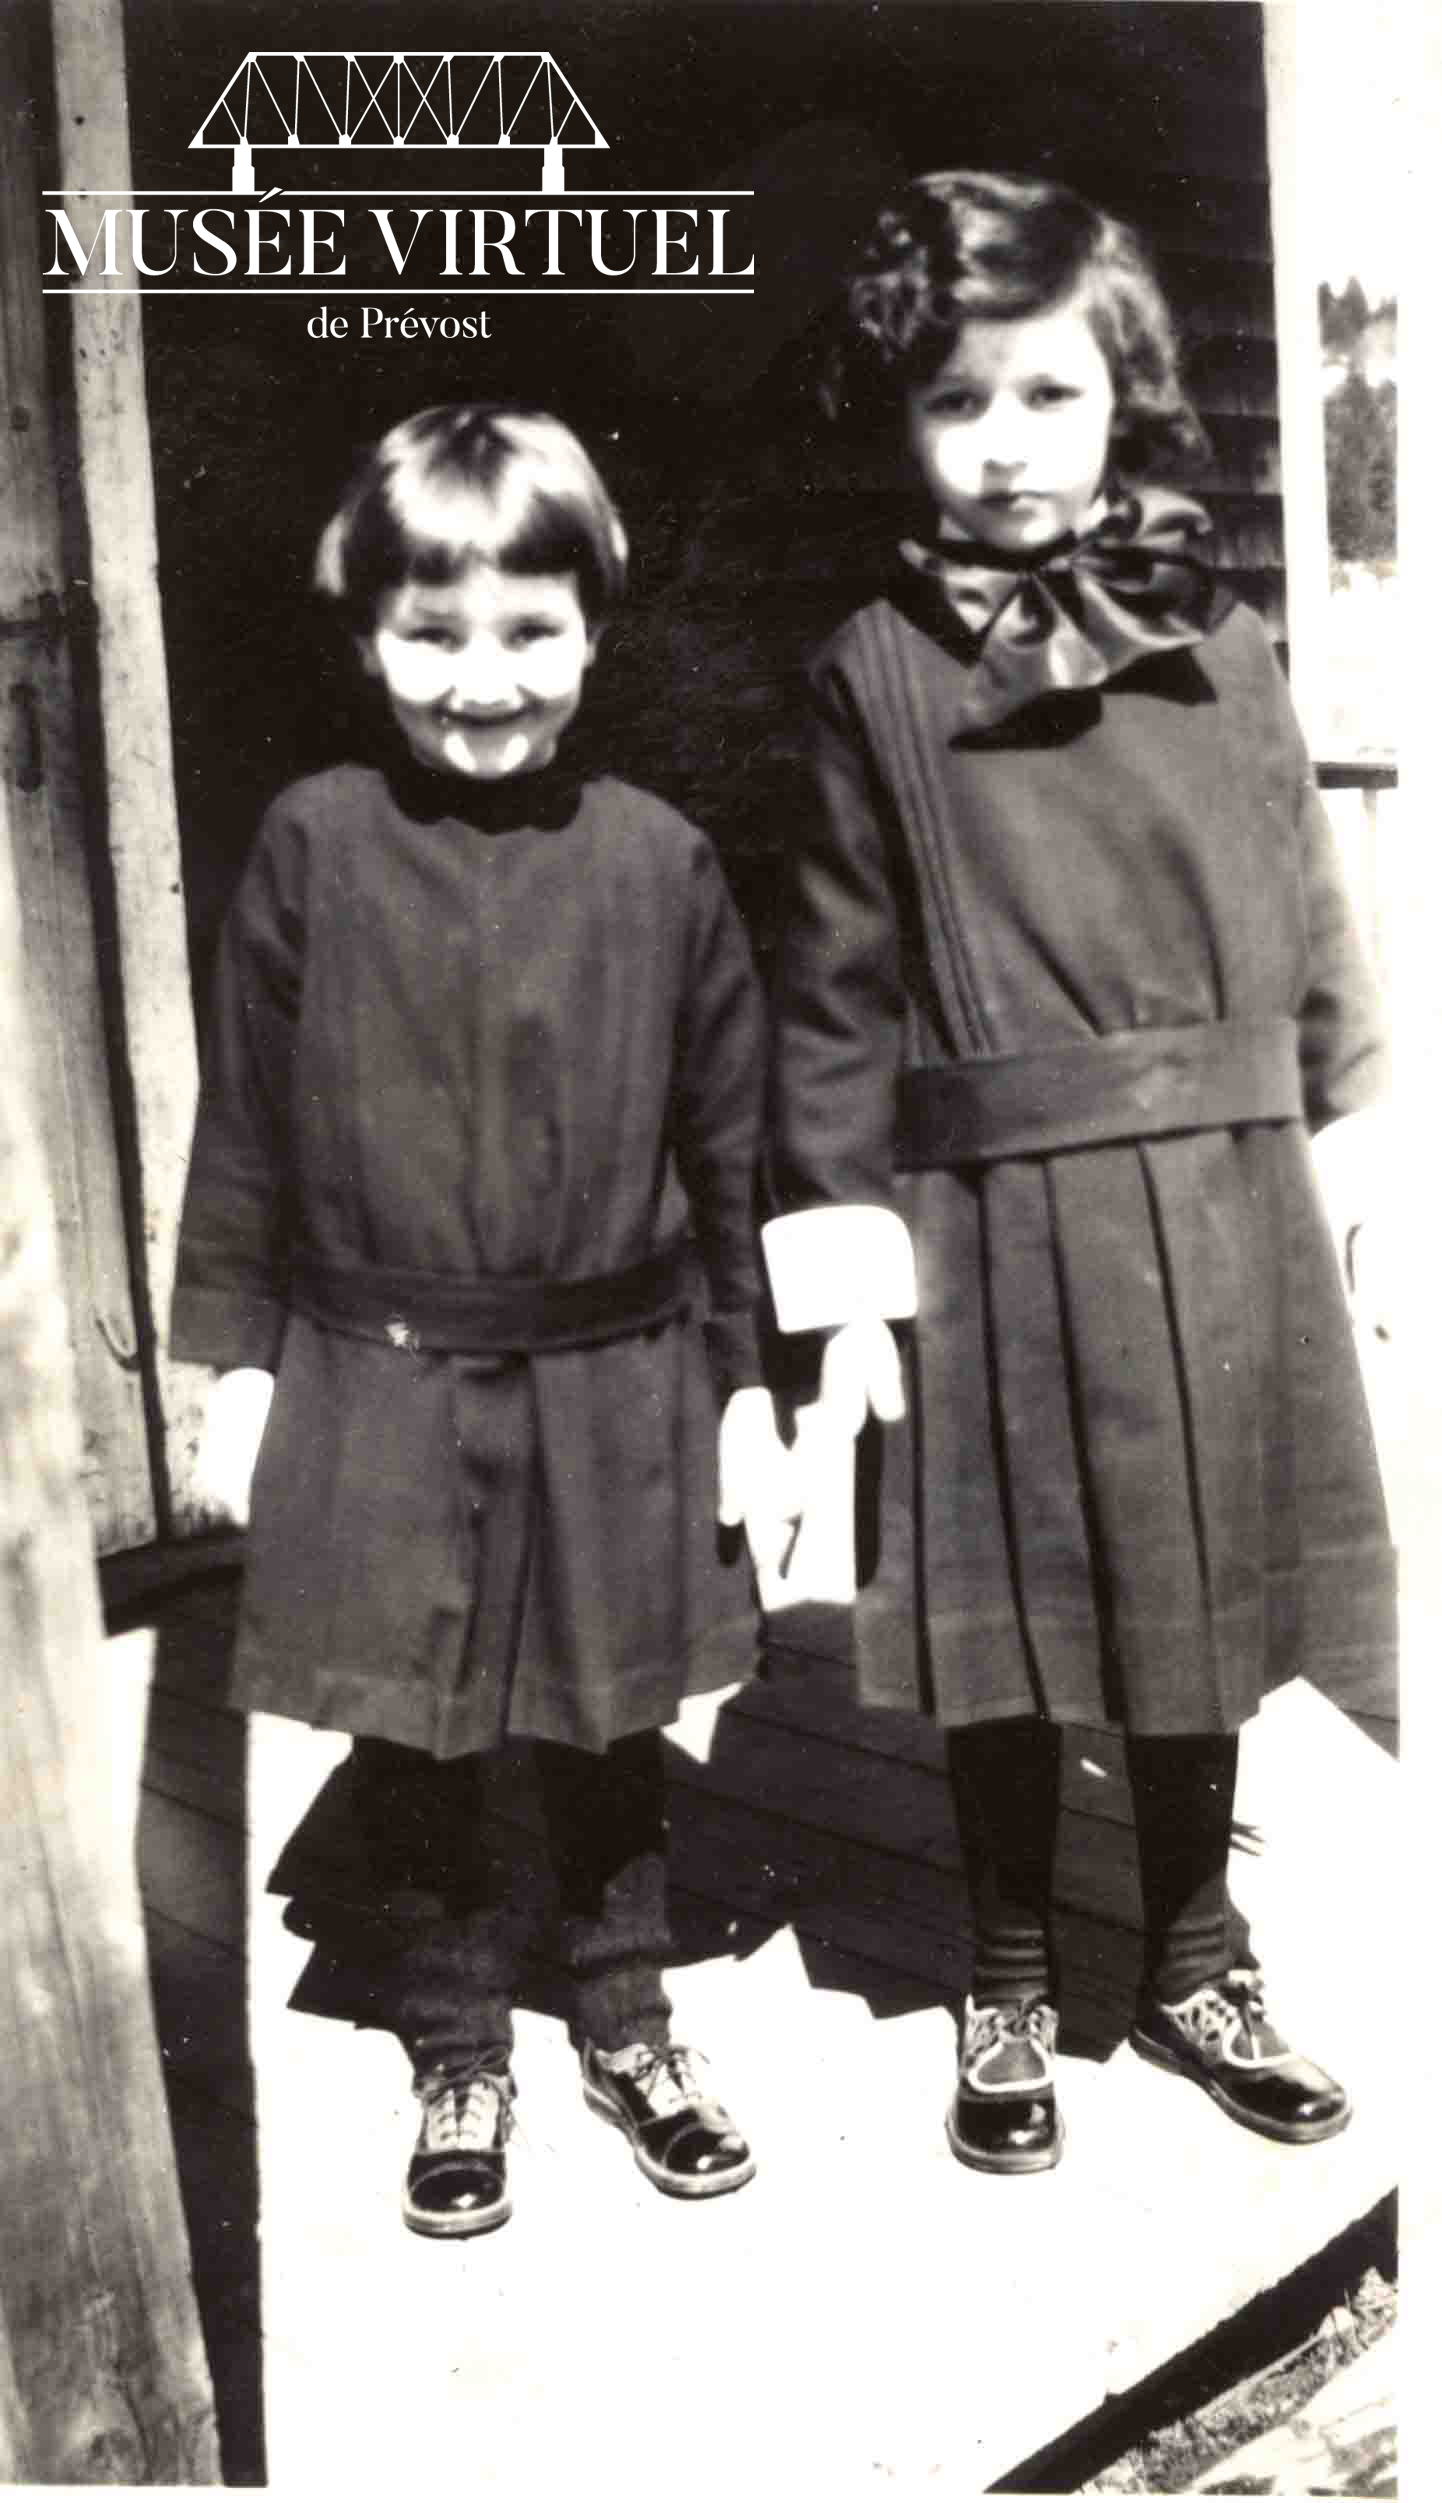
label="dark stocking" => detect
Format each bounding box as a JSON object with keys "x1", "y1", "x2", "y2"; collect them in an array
[
  {"x1": 534, "y1": 1729, "x2": 674, "y2": 2052},
  {"x1": 1125, "y1": 1730, "x2": 1240, "y2": 2003},
  {"x1": 945, "y1": 1717, "x2": 1063, "y2": 2004}
]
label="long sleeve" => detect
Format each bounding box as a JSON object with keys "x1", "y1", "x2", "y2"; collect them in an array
[
  {"x1": 764, "y1": 663, "x2": 917, "y2": 1333},
  {"x1": 671, "y1": 837, "x2": 766, "y2": 1397},
  {"x1": 170, "y1": 804, "x2": 306, "y2": 1371},
  {"x1": 1238, "y1": 626, "x2": 1389, "y2": 1131},
  {"x1": 771, "y1": 666, "x2": 908, "y2": 1211},
  {"x1": 1294, "y1": 774, "x2": 1389, "y2": 1131}
]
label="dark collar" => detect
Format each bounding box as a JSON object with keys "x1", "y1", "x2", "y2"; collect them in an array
[{"x1": 384, "y1": 743, "x2": 586, "y2": 833}]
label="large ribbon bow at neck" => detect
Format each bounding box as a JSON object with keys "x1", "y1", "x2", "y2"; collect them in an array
[{"x1": 898, "y1": 486, "x2": 1217, "y2": 733}]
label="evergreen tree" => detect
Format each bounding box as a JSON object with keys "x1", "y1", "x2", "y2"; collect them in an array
[
  {"x1": 1324, "y1": 371, "x2": 1396, "y2": 564},
  {"x1": 1318, "y1": 275, "x2": 1378, "y2": 360}
]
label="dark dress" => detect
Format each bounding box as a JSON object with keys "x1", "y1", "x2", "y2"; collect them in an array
[
  {"x1": 771, "y1": 587, "x2": 1396, "y2": 1735},
  {"x1": 171, "y1": 754, "x2": 765, "y2": 1758}
]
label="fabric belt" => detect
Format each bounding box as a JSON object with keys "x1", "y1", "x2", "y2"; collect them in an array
[
  {"x1": 291, "y1": 1235, "x2": 698, "y2": 1356},
  {"x1": 895, "y1": 1016, "x2": 1302, "y2": 1168}
]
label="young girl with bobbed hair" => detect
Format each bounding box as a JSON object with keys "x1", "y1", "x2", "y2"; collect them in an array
[
  {"x1": 174, "y1": 404, "x2": 794, "y2": 2235},
  {"x1": 765, "y1": 172, "x2": 1394, "y2": 2173}
]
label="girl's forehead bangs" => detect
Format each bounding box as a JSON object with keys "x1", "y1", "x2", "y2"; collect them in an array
[
  {"x1": 902, "y1": 275, "x2": 1103, "y2": 388},
  {"x1": 381, "y1": 438, "x2": 616, "y2": 590},
  {"x1": 386, "y1": 459, "x2": 548, "y2": 577}
]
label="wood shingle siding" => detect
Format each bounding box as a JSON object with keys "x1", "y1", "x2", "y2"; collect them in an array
[{"x1": 1200, "y1": 418, "x2": 1284, "y2": 497}]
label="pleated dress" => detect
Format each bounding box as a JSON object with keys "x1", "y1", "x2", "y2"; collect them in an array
[{"x1": 771, "y1": 579, "x2": 1396, "y2": 1735}]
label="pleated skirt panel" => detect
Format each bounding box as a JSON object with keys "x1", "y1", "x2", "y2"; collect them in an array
[{"x1": 856, "y1": 1124, "x2": 1396, "y2": 1734}]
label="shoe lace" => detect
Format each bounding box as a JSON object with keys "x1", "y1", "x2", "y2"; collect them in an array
[
  {"x1": 604, "y1": 2043, "x2": 708, "y2": 2119},
  {"x1": 970, "y1": 1998, "x2": 1055, "y2": 2054},
  {"x1": 421, "y1": 2072, "x2": 512, "y2": 2152},
  {"x1": 1174, "y1": 1971, "x2": 1269, "y2": 2053},
  {"x1": 1225, "y1": 1967, "x2": 1269, "y2": 2017}
]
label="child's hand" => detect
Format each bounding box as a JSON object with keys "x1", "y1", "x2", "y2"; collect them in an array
[
  {"x1": 1343, "y1": 1222, "x2": 1395, "y2": 1346},
  {"x1": 1311, "y1": 1108, "x2": 1398, "y2": 1343},
  {"x1": 818, "y1": 1316, "x2": 907, "y2": 1439},
  {"x1": 195, "y1": 1367, "x2": 275, "y2": 1524},
  {"x1": 717, "y1": 1386, "x2": 803, "y2": 1582}
]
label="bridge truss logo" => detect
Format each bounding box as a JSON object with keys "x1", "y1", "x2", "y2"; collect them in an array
[{"x1": 192, "y1": 51, "x2": 607, "y2": 193}]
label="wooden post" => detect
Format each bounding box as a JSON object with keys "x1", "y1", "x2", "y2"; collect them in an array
[
  {"x1": 1262, "y1": 1, "x2": 1333, "y2": 745},
  {"x1": 0, "y1": 653, "x2": 219, "y2": 2479},
  {"x1": 1394, "y1": 0, "x2": 1442, "y2": 1099},
  {"x1": 0, "y1": 3, "x2": 154, "y2": 1552},
  {"x1": 49, "y1": 0, "x2": 215, "y2": 1536}
]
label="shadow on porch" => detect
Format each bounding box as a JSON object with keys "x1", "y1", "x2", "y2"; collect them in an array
[{"x1": 112, "y1": 1553, "x2": 1401, "y2": 2495}]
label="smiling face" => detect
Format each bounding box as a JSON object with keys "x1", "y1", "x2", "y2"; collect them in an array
[
  {"x1": 903, "y1": 293, "x2": 1118, "y2": 554},
  {"x1": 361, "y1": 563, "x2": 595, "y2": 781}
]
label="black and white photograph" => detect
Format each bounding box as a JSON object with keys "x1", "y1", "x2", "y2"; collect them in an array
[{"x1": 0, "y1": 0, "x2": 1422, "y2": 2490}]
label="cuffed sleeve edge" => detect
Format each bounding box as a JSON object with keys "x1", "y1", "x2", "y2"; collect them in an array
[
  {"x1": 170, "y1": 1285, "x2": 287, "y2": 1374},
  {"x1": 762, "y1": 1205, "x2": 918, "y2": 1332}
]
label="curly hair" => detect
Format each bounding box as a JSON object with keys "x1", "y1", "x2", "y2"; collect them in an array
[
  {"x1": 313, "y1": 403, "x2": 629, "y2": 632},
  {"x1": 826, "y1": 170, "x2": 1207, "y2": 477}
]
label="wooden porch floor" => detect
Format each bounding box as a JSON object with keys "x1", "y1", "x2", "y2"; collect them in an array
[{"x1": 111, "y1": 1513, "x2": 1410, "y2": 2494}]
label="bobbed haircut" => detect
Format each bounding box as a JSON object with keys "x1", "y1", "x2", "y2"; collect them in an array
[
  {"x1": 313, "y1": 403, "x2": 629, "y2": 630},
  {"x1": 826, "y1": 170, "x2": 1208, "y2": 477}
]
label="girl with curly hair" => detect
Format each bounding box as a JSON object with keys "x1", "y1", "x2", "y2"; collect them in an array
[{"x1": 765, "y1": 173, "x2": 1393, "y2": 2174}]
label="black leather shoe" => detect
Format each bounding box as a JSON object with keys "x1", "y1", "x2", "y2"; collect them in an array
[
  {"x1": 581, "y1": 2042, "x2": 755, "y2": 2198},
  {"x1": 1130, "y1": 1971, "x2": 1352, "y2": 2145},
  {"x1": 946, "y1": 1995, "x2": 1063, "y2": 2175},
  {"x1": 403, "y1": 2068, "x2": 515, "y2": 2237}
]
